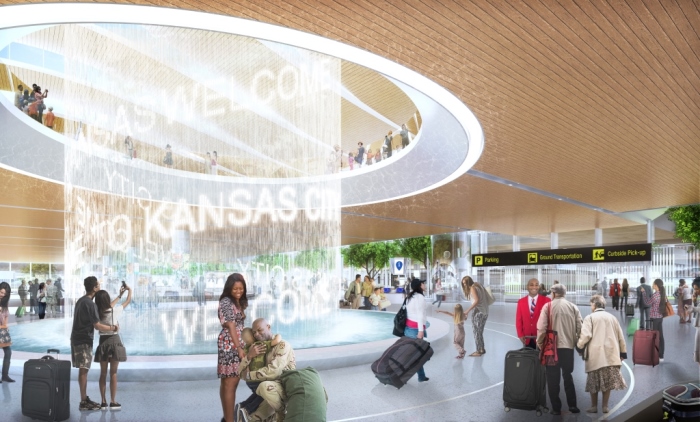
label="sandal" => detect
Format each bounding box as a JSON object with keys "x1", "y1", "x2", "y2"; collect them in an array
[{"x1": 468, "y1": 351, "x2": 483, "y2": 357}]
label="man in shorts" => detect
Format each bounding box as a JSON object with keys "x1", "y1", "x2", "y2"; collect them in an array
[{"x1": 71, "y1": 276, "x2": 119, "y2": 411}]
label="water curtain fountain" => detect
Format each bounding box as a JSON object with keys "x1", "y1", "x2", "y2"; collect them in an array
[{"x1": 57, "y1": 24, "x2": 341, "y2": 354}]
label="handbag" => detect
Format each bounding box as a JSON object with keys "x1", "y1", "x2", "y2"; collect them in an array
[
  {"x1": 393, "y1": 298, "x2": 408, "y2": 337},
  {"x1": 0, "y1": 327, "x2": 11, "y2": 346},
  {"x1": 539, "y1": 303, "x2": 559, "y2": 366},
  {"x1": 111, "y1": 309, "x2": 127, "y2": 362},
  {"x1": 484, "y1": 285, "x2": 496, "y2": 306},
  {"x1": 380, "y1": 299, "x2": 392, "y2": 309},
  {"x1": 664, "y1": 299, "x2": 675, "y2": 317}
]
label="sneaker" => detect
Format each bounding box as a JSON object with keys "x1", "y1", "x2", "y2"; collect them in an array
[
  {"x1": 79, "y1": 396, "x2": 102, "y2": 411},
  {"x1": 101, "y1": 402, "x2": 108, "y2": 410},
  {"x1": 238, "y1": 407, "x2": 250, "y2": 422},
  {"x1": 234, "y1": 403, "x2": 240, "y2": 421},
  {"x1": 109, "y1": 402, "x2": 121, "y2": 411}
]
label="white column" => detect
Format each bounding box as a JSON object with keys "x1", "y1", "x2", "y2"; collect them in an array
[
  {"x1": 479, "y1": 232, "x2": 488, "y2": 254},
  {"x1": 550, "y1": 232, "x2": 559, "y2": 250},
  {"x1": 479, "y1": 232, "x2": 489, "y2": 287},
  {"x1": 594, "y1": 228, "x2": 603, "y2": 247},
  {"x1": 512, "y1": 235, "x2": 520, "y2": 252},
  {"x1": 647, "y1": 220, "x2": 655, "y2": 244}
]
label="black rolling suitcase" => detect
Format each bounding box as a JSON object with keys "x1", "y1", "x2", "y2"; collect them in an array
[
  {"x1": 662, "y1": 382, "x2": 700, "y2": 422},
  {"x1": 625, "y1": 304, "x2": 635, "y2": 316},
  {"x1": 371, "y1": 336, "x2": 433, "y2": 389},
  {"x1": 22, "y1": 349, "x2": 71, "y2": 421},
  {"x1": 503, "y1": 345, "x2": 548, "y2": 416}
]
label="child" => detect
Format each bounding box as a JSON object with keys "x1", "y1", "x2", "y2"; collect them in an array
[
  {"x1": 437, "y1": 304, "x2": 467, "y2": 358},
  {"x1": 369, "y1": 287, "x2": 382, "y2": 311},
  {"x1": 241, "y1": 328, "x2": 281, "y2": 373},
  {"x1": 348, "y1": 152, "x2": 354, "y2": 170}
]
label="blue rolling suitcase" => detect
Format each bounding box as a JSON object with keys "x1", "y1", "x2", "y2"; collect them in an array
[{"x1": 22, "y1": 349, "x2": 71, "y2": 421}]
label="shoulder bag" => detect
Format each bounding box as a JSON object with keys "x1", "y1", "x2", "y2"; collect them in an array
[
  {"x1": 664, "y1": 299, "x2": 675, "y2": 317},
  {"x1": 539, "y1": 303, "x2": 559, "y2": 366},
  {"x1": 111, "y1": 308, "x2": 127, "y2": 361},
  {"x1": 392, "y1": 298, "x2": 408, "y2": 337},
  {"x1": 484, "y1": 285, "x2": 496, "y2": 306}
]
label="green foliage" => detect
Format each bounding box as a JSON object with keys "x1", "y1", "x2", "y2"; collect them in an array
[
  {"x1": 255, "y1": 254, "x2": 291, "y2": 268},
  {"x1": 295, "y1": 248, "x2": 335, "y2": 270},
  {"x1": 341, "y1": 241, "x2": 400, "y2": 278},
  {"x1": 18, "y1": 263, "x2": 51, "y2": 275},
  {"x1": 150, "y1": 266, "x2": 174, "y2": 275},
  {"x1": 398, "y1": 236, "x2": 432, "y2": 269},
  {"x1": 668, "y1": 205, "x2": 700, "y2": 247}
]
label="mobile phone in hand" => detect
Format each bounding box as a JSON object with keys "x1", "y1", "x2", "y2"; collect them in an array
[{"x1": 121, "y1": 280, "x2": 127, "y2": 289}]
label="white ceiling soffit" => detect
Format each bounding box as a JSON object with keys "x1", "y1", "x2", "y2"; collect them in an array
[{"x1": 0, "y1": 3, "x2": 483, "y2": 208}]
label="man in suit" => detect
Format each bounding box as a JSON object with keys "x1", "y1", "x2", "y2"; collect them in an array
[
  {"x1": 516, "y1": 278, "x2": 551, "y2": 349},
  {"x1": 637, "y1": 277, "x2": 652, "y2": 329}
]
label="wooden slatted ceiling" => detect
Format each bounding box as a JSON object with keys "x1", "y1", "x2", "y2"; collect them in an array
[{"x1": 0, "y1": 0, "x2": 698, "y2": 245}]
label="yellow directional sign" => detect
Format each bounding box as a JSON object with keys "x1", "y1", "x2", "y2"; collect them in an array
[
  {"x1": 527, "y1": 253, "x2": 538, "y2": 264},
  {"x1": 474, "y1": 255, "x2": 483, "y2": 266},
  {"x1": 593, "y1": 249, "x2": 605, "y2": 261}
]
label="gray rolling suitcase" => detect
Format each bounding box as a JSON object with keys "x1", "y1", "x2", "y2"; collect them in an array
[
  {"x1": 371, "y1": 336, "x2": 433, "y2": 389},
  {"x1": 503, "y1": 345, "x2": 548, "y2": 416},
  {"x1": 22, "y1": 349, "x2": 71, "y2": 421}
]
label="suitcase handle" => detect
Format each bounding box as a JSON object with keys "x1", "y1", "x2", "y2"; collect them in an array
[{"x1": 42, "y1": 348, "x2": 60, "y2": 360}]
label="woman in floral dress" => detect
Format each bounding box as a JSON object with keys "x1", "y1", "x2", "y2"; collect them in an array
[{"x1": 218, "y1": 273, "x2": 248, "y2": 422}]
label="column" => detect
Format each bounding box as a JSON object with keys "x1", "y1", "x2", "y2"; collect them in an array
[
  {"x1": 512, "y1": 235, "x2": 520, "y2": 252},
  {"x1": 594, "y1": 228, "x2": 603, "y2": 247},
  {"x1": 550, "y1": 232, "x2": 559, "y2": 250},
  {"x1": 647, "y1": 220, "x2": 655, "y2": 244},
  {"x1": 646, "y1": 220, "x2": 654, "y2": 283}
]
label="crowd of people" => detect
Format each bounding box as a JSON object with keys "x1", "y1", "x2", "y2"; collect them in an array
[
  {"x1": 1, "y1": 270, "x2": 696, "y2": 419},
  {"x1": 343, "y1": 123, "x2": 414, "y2": 172},
  {"x1": 13, "y1": 83, "x2": 54, "y2": 129},
  {"x1": 13, "y1": 277, "x2": 65, "y2": 319},
  {"x1": 343, "y1": 274, "x2": 390, "y2": 311}
]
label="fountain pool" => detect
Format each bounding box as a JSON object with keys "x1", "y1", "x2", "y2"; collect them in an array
[{"x1": 10, "y1": 306, "x2": 395, "y2": 355}]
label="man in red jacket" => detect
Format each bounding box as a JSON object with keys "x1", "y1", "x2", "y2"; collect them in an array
[{"x1": 516, "y1": 278, "x2": 551, "y2": 349}]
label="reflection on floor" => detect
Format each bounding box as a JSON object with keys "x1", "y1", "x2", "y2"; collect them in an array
[{"x1": 3, "y1": 300, "x2": 697, "y2": 421}]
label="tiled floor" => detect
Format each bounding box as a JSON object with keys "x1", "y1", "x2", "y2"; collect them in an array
[{"x1": 3, "y1": 299, "x2": 697, "y2": 421}]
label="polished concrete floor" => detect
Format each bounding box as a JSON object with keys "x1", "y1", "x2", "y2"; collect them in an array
[{"x1": 3, "y1": 298, "x2": 697, "y2": 421}]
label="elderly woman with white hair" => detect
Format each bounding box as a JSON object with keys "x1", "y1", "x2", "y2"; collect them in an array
[{"x1": 576, "y1": 295, "x2": 627, "y2": 414}]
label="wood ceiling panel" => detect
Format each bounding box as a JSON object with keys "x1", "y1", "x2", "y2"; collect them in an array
[
  {"x1": 345, "y1": 174, "x2": 641, "y2": 240},
  {"x1": 340, "y1": 61, "x2": 416, "y2": 126},
  {"x1": 0, "y1": 167, "x2": 63, "y2": 210},
  {"x1": 1, "y1": 0, "x2": 699, "y2": 261}
]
